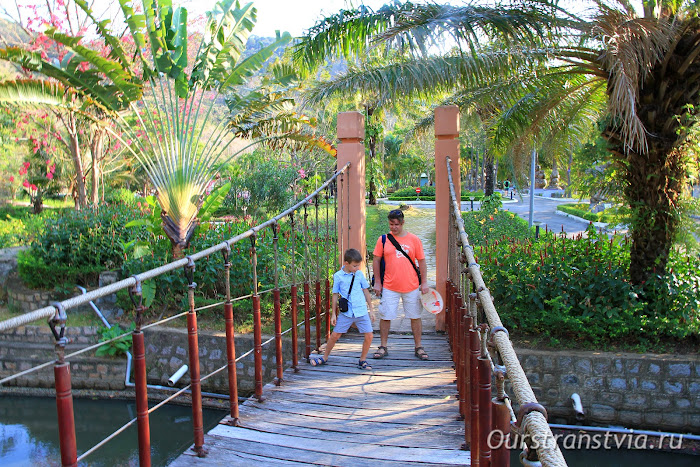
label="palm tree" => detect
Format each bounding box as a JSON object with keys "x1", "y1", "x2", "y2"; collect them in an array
[{"x1": 296, "y1": 0, "x2": 700, "y2": 285}]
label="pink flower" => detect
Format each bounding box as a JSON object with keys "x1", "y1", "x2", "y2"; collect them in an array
[
  {"x1": 22, "y1": 180, "x2": 29, "y2": 188},
  {"x1": 46, "y1": 159, "x2": 51, "y2": 165},
  {"x1": 9, "y1": 176, "x2": 14, "y2": 182},
  {"x1": 23, "y1": 161, "x2": 30, "y2": 168},
  {"x1": 30, "y1": 184, "x2": 37, "y2": 191},
  {"x1": 298, "y1": 169, "x2": 306, "y2": 179},
  {"x1": 46, "y1": 173, "x2": 53, "y2": 180},
  {"x1": 18, "y1": 167, "x2": 27, "y2": 176}
]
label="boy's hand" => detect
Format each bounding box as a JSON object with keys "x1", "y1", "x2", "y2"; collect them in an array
[
  {"x1": 331, "y1": 313, "x2": 337, "y2": 326},
  {"x1": 368, "y1": 310, "x2": 376, "y2": 322}
]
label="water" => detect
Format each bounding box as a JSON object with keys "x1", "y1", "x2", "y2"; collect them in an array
[{"x1": 0, "y1": 396, "x2": 226, "y2": 466}]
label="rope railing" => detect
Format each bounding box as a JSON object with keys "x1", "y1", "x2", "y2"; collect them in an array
[
  {"x1": 0, "y1": 162, "x2": 349, "y2": 334},
  {"x1": 0, "y1": 162, "x2": 349, "y2": 466},
  {"x1": 444, "y1": 156, "x2": 568, "y2": 467}
]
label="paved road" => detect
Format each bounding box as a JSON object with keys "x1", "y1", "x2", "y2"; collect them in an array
[{"x1": 383, "y1": 191, "x2": 592, "y2": 238}]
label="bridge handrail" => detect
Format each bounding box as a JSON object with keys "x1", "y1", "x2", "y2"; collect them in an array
[
  {"x1": 0, "y1": 162, "x2": 349, "y2": 333},
  {"x1": 445, "y1": 156, "x2": 567, "y2": 467}
]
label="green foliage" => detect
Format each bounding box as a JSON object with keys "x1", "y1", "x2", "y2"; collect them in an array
[
  {"x1": 0, "y1": 205, "x2": 53, "y2": 248},
  {"x1": 471, "y1": 221, "x2": 700, "y2": 348},
  {"x1": 389, "y1": 186, "x2": 484, "y2": 201},
  {"x1": 219, "y1": 153, "x2": 302, "y2": 218},
  {"x1": 96, "y1": 323, "x2": 135, "y2": 357},
  {"x1": 104, "y1": 188, "x2": 138, "y2": 207},
  {"x1": 480, "y1": 192, "x2": 502, "y2": 214},
  {"x1": 557, "y1": 203, "x2": 626, "y2": 224},
  {"x1": 463, "y1": 208, "x2": 531, "y2": 245},
  {"x1": 18, "y1": 205, "x2": 146, "y2": 289}
]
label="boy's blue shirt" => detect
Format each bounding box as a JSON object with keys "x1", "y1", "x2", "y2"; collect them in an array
[{"x1": 332, "y1": 268, "x2": 370, "y2": 317}]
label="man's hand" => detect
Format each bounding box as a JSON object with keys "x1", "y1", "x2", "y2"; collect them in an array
[
  {"x1": 420, "y1": 284, "x2": 429, "y2": 295},
  {"x1": 373, "y1": 284, "x2": 382, "y2": 296},
  {"x1": 331, "y1": 313, "x2": 337, "y2": 326}
]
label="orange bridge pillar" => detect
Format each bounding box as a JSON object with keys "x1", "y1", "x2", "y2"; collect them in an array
[
  {"x1": 435, "y1": 105, "x2": 460, "y2": 332},
  {"x1": 337, "y1": 111, "x2": 366, "y2": 267}
]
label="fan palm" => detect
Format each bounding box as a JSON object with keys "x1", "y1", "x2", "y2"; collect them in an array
[
  {"x1": 296, "y1": 0, "x2": 700, "y2": 285},
  {"x1": 1, "y1": 0, "x2": 328, "y2": 257}
]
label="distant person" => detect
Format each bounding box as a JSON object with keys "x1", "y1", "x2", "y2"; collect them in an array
[
  {"x1": 372, "y1": 209, "x2": 429, "y2": 360},
  {"x1": 311, "y1": 248, "x2": 375, "y2": 370}
]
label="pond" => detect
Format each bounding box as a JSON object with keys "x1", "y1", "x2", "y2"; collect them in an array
[{"x1": 0, "y1": 395, "x2": 226, "y2": 466}]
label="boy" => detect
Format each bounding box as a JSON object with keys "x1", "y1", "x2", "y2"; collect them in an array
[{"x1": 311, "y1": 248, "x2": 375, "y2": 369}]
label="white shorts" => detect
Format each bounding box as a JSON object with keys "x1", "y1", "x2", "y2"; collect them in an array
[{"x1": 378, "y1": 288, "x2": 422, "y2": 320}]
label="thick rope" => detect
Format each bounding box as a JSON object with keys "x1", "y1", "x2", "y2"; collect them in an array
[{"x1": 446, "y1": 157, "x2": 567, "y2": 467}]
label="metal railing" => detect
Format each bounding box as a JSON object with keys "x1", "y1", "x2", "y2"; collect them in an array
[{"x1": 444, "y1": 156, "x2": 568, "y2": 467}]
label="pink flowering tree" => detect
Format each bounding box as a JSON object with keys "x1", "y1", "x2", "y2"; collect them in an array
[{"x1": 16, "y1": 149, "x2": 61, "y2": 214}]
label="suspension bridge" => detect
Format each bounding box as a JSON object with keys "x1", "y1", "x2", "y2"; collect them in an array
[{"x1": 0, "y1": 108, "x2": 567, "y2": 466}]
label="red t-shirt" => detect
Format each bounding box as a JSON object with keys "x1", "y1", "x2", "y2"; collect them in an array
[{"x1": 373, "y1": 232, "x2": 424, "y2": 293}]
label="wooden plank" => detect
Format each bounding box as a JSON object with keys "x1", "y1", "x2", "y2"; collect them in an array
[
  {"x1": 233, "y1": 406, "x2": 464, "y2": 432},
  {"x1": 208, "y1": 425, "x2": 471, "y2": 465},
  {"x1": 170, "y1": 447, "x2": 311, "y2": 466},
  {"x1": 241, "y1": 400, "x2": 461, "y2": 425},
  {"x1": 231, "y1": 418, "x2": 464, "y2": 449},
  {"x1": 251, "y1": 388, "x2": 458, "y2": 410},
  {"x1": 189, "y1": 435, "x2": 466, "y2": 467}
]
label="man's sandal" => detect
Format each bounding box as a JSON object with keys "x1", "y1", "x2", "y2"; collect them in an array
[
  {"x1": 415, "y1": 347, "x2": 429, "y2": 361},
  {"x1": 310, "y1": 356, "x2": 327, "y2": 366},
  {"x1": 358, "y1": 360, "x2": 372, "y2": 370},
  {"x1": 373, "y1": 346, "x2": 388, "y2": 359}
]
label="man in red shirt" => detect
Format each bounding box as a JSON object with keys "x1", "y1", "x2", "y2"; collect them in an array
[{"x1": 372, "y1": 209, "x2": 430, "y2": 360}]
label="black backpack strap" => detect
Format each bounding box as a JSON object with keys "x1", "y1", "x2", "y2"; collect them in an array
[{"x1": 386, "y1": 234, "x2": 422, "y2": 285}]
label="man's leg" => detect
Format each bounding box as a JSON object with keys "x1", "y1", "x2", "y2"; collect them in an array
[
  {"x1": 411, "y1": 318, "x2": 422, "y2": 348},
  {"x1": 380, "y1": 319, "x2": 391, "y2": 347}
]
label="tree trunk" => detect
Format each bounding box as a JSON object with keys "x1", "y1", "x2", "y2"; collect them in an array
[
  {"x1": 89, "y1": 127, "x2": 106, "y2": 207},
  {"x1": 368, "y1": 134, "x2": 377, "y2": 205},
  {"x1": 484, "y1": 152, "x2": 495, "y2": 196},
  {"x1": 32, "y1": 195, "x2": 43, "y2": 214},
  {"x1": 66, "y1": 113, "x2": 86, "y2": 209}
]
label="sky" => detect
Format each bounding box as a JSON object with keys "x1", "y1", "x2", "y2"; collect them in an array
[{"x1": 180, "y1": 0, "x2": 396, "y2": 37}]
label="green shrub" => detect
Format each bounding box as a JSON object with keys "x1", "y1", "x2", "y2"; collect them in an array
[
  {"x1": 104, "y1": 188, "x2": 139, "y2": 207},
  {"x1": 96, "y1": 323, "x2": 135, "y2": 357},
  {"x1": 473, "y1": 222, "x2": 699, "y2": 348},
  {"x1": 18, "y1": 206, "x2": 146, "y2": 289},
  {"x1": 388, "y1": 186, "x2": 483, "y2": 201},
  {"x1": 557, "y1": 203, "x2": 626, "y2": 224}
]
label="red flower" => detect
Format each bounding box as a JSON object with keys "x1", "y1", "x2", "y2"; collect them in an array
[
  {"x1": 489, "y1": 215, "x2": 494, "y2": 221},
  {"x1": 8, "y1": 176, "x2": 14, "y2": 182},
  {"x1": 46, "y1": 173, "x2": 54, "y2": 180},
  {"x1": 22, "y1": 180, "x2": 30, "y2": 188},
  {"x1": 30, "y1": 184, "x2": 37, "y2": 191}
]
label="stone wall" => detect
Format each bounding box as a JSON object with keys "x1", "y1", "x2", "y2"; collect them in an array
[
  {"x1": 513, "y1": 348, "x2": 700, "y2": 432},
  {"x1": 143, "y1": 327, "x2": 305, "y2": 394},
  {"x1": 0, "y1": 325, "x2": 308, "y2": 396}
]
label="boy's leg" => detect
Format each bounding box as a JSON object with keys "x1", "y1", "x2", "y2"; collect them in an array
[
  {"x1": 360, "y1": 332, "x2": 373, "y2": 361},
  {"x1": 322, "y1": 332, "x2": 342, "y2": 360}
]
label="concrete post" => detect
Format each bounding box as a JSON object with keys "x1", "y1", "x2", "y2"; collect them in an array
[
  {"x1": 337, "y1": 112, "x2": 366, "y2": 266},
  {"x1": 435, "y1": 106, "x2": 460, "y2": 332}
]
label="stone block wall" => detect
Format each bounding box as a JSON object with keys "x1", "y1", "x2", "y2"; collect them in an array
[
  {"x1": 143, "y1": 327, "x2": 306, "y2": 394},
  {"x1": 0, "y1": 325, "x2": 308, "y2": 397},
  {"x1": 512, "y1": 348, "x2": 700, "y2": 432}
]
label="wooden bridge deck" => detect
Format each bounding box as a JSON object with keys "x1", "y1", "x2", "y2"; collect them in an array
[{"x1": 171, "y1": 333, "x2": 470, "y2": 466}]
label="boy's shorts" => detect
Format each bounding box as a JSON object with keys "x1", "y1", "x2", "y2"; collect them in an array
[
  {"x1": 334, "y1": 313, "x2": 373, "y2": 334},
  {"x1": 378, "y1": 288, "x2": 422, "y2": 320}
]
